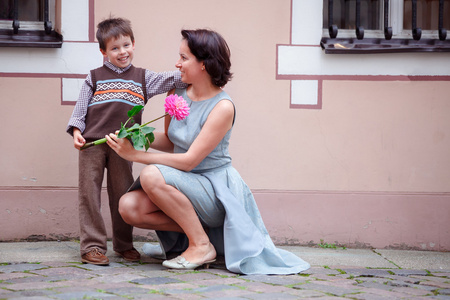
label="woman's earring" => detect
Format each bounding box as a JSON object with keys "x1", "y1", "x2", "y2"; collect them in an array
[{"x1": 202, "y1": 67, "x2": 205, "y2": 71}]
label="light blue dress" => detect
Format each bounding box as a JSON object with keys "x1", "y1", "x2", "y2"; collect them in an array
[{"x1": 148, "y1": 88, "x2": 310, "y2": 275}]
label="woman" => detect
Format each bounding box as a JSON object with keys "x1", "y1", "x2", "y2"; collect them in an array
[{"x1": 106, "y1": 29, "x2": 310, "y2": 274}]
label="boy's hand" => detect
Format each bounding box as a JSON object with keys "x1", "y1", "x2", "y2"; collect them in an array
[{"x1": 73, "y1": 128, "x2": 86, "y2": 150}]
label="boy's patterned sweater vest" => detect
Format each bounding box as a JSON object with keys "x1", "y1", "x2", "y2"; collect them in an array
[{"x1": 83, "y1": 65, "x2": 147, "y2": 140}]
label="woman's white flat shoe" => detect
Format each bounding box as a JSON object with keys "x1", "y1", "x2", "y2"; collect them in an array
[{"x1": 162, "y1": 255, "x2": 216, "y2": 270}]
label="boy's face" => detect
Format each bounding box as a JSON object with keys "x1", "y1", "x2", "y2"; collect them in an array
[{"x1": 100, "y1": 35, "x2": 135, "y2": 69}]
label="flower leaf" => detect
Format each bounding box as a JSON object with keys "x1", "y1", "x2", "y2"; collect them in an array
[
  {"x1": 117, "y1": 128, "x2": 129, "y2": 139},
  {"x1": 129, "y1": 123, "x2": 140, "y2": 131},
  {"x1": 146, "y1": 132, "x2": 155, "y2": 144},
  {"x1": 140, "y1": 126, "x2": 155, "y2": 134},
  {"x1": 127, "y1": 105, "x2": 144, "y2": 118},
  {"x1": 131, "y1": 131, "x2": 146, "y2": 150},
  {"x1": 144, "y1": 132, "x2": 155, "y2": 151}
]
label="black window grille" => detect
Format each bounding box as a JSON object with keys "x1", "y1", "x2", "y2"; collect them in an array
[
  {"x1": 321, "y1": 0, "x2": 450, "y2": 53},
  {"x1": 0, "y1": 0, "x2": 62, "y2": 48}
]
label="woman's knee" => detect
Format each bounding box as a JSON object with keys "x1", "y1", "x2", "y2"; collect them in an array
[
  {"x1": 140, "y1": 165, "x2": 165, "y2": 193},
  {"x1": 118, "y1": 193, "x2": 140, "y2": 224}
]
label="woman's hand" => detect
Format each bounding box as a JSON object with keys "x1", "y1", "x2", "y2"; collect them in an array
[{"x1": 105, "y1": 133, "x2": 137, "y2": 161}]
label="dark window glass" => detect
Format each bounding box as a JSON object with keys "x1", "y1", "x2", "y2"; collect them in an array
[
  {"x1": 0, "y1": 0, "x2": 44, "y2": 21},
  {"x1": 323, "y1": 0, "x2": 381, "y2": 30},
  {"x1": 403, "y1": 0, "x2": 450, "y2": 30}
]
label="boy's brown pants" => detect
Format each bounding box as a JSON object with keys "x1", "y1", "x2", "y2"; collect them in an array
[{"x1": 78, "y1": 143, "x2": 134, "y2": 256}]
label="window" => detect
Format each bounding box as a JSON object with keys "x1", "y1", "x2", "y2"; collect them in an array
[
  {"x1": 0, "y1": 0, "x2": 62, "y2": 48},
  {"x1": 321, "y1": 0, "x2": 450, "y2": 53}
]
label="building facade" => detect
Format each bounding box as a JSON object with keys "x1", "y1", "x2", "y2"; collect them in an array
[{"x1": 1, "y1": 0, "x2": 449, "y2": 251}]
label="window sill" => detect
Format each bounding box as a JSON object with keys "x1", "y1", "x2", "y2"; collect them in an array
[
  {"x1": 0, "y1": 29, "x2": 63, "y2": 48},
  {"x1": 320, "y1": 37, "x2": 450, "y2": 54}
]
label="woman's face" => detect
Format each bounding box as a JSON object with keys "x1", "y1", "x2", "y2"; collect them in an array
[{"x1": 176, "y1": 39, "x2": 204, "y2": 84}]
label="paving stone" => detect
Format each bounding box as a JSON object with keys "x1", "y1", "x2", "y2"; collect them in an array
[
  {"x1": 172, "y1": 271, "x2": 220, "y2": 281},
  {"x1": 33, "y1": 262, "x2": 78, "y2": 268},
  {"x1": 386, "y1": 278, "x2": 417, "y2": 288},
  {"x1": 356, "y1": 276, "x2": 392, "y2": 285},
  {"x1": 340, "y1": 268, "x2": 392, "y2": 277},
  {"x1": 429, "y1": 272, "x2": 450, "y2": 277},
  {"x1": 292, "y1": 282, "x2": 359, "y2": 297},
  {"x1": 317, "y1": 278, "x2": 361, "y2": 289},
  {"x1": 304, "y1": 266, "x2": 341, "y2": 276},
  {"x1": 124, "y1": 262, "x2": 167, "y2": 272},
  {"x1": 244, "y1": 292, "x2": 299, "y2": 299},
  {"x1": 390, "y1": 269, "x2": 429, "y2": 276},
  {"x1": 131, "y1": 276, "x2": 182, "y2": 285},
  {"x1": 413, "y1": 275, "x2": 450, "y2": 283},
  {"x1": 440, "y1": 289, "x2": 450, "y2": 295},
  {"x1": 190, "y1": 277, "x2": 246, "y2": 287},
  {"x1": 0, "y1": 263, "x2": 48, "y2": 273},
  {"x1": 351, "y1": 292, "x2": 400, "y2": 300},
  {"x1": 420, "y1": 280, "x2": 450, "y2": 289},
  {"x1": 0, "y1": 289, "x2": 55, "y2": 298},
  {"x1": 4, "y1": 273, "x2": 93, "y2": 284},
  {"x1": 309, "y1": 273, "x2": 342, "y2": 281},
  {"x1": 207, "y1": 297, "x2": 249, "y2": 300},
  {"x1": 140, "y1": 282, "x2": 199, "y2": 292},
  {"x1": 131, "y1": 294, "x2": 179, "y2": 300},
  {"x1": 238, "y1": 281, "x2": 305, "y2": 293},
  {"x1": 166, "y1": 293, "x2": 204, "y2": 300},
  {"x1": 4, "y1": 280, "x2": 72, "y2": 291},
  {"x1": 0, "y1": 272, "x2": 40, "y2": 282},
  {"x1": 391, "y1": 286, "x2": 434, "y2": 296},
  {"x1": 384, "y1": 274, "x2": 423, "y2": 284},
  {"x1": 82, "y1": 266, "x2": 134, "y2": 276},
  {"x1": 431, "y1": 296, "x2": 450, "y2": 300},
  {"x1": 32, "y1": 266, "x2": 97, "y2": 277},
  {"x1": 52, "y1": 290, "x2": 118, "y2": 299},
  {"x1": 199, "y1": 288, "x2": 256, "y2": 299},
  {"x1": 102, "y1": 285, "x2": 163, "y2": 297},
  {"x1": 191, "y1": 284, "x2": 241, "y2": 293},
  {"x1": 241, "y1": 274, "x2": 307, "y2": 286},
  {"x1": 407, "y1": 283, "x2": 440, "y2": 292},
  {"x1": 91, "y1": 272, "x2": 147, "y2": 283},
  {"x1": 356, "y1": 285, "x2": 418, "y2": 299},
  {"x1": 201, "y1": 268, "x2": 239, "y2": 277},
  {"x1": 285, "y1": 288, "x2": 328, "y2": 298},
  {"x1": 3, "y1": 296, "x2": 54, "y2": 300},
  {"x1": 76, "y1": 261, "x2": 124, "y2": 270}
]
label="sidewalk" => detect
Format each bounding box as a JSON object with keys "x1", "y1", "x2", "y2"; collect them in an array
[{"x1": 0, "y1": 241, "x2": 449, "y2": 299}]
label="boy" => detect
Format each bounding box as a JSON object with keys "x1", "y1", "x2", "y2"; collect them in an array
[{"x1": 67, "y1": 17, "x2": 186, "y2": 265}]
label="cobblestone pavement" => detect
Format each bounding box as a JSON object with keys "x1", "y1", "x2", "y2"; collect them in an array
[{"x1": 0, "y1": 242, "x2": 449, "y2": 299}]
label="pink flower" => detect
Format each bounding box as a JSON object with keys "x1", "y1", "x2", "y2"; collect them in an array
[{"x1": 164, "y1": 94, "x2": 190, "y2": 121}]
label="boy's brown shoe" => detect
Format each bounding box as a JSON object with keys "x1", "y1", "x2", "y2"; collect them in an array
[
  {"x1": 81, "y1": 248, "x2": 109, "y2": 265},
  {"x1": 116, "y1": 248, "x2": 141, "y2": 262}
]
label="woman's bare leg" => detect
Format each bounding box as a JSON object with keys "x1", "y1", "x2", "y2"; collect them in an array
[
  {"x1": 139, "y1": 166, "x2": 216, "y2": 264},
  {"x1": 119, "y1": 189, "x2": 183, "y2": 232}
]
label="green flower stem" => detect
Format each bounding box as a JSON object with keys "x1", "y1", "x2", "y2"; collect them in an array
[
  {"x1": 80, "y1": 138, "x2": 107, "y2": 150},
  {"x1": 79, "y1": 113, "x2": 168, "y2": 151},
  {"x1": 140, "y1": 113, "x2": 168, "y2": 127}
]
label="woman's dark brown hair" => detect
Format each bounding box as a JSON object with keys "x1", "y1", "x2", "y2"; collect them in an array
[{"x1": 181, "y1": 29, "x2": 232, "y2": 87}]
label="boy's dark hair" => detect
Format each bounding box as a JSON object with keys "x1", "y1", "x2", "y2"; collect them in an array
[
  {"x1": 96, "y1": 17, "x2": 134, "y2": 51},
  {"x1": 181, "y1": 29, "x2": 232, "y2": 87}
]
